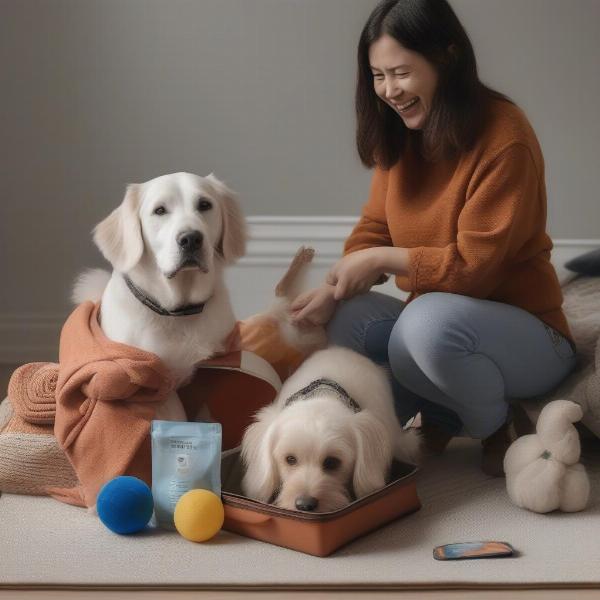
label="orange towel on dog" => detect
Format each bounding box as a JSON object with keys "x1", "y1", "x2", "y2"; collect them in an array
[{"x1": 50, "y1": 301, "x2": 175, "y2": 507}]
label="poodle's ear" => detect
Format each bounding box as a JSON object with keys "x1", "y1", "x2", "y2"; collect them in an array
[
  {"x1": 93, "y1": 184, "x2": 144, "y2": 273},
  {"x1": 205, "y1": 173, "x2": 247, "y2": 264},
  {"x1": 240, "y1": 405, "x2": 281, "y2": 502},
  {"x1": 352, "y1": 411, "x2": 393, "y2": 498}
]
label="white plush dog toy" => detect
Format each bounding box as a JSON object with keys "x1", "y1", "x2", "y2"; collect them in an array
[{"x1": 504, "y1": 400, "x2": 590, "y2": 513}]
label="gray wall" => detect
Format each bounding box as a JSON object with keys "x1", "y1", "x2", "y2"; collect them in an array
[
  {"x1": 1, "y1": 0, "x2": 599, "y2": 317},
  {"x1": 452, "y1": 0, "x2": 600, "y2": 242}
]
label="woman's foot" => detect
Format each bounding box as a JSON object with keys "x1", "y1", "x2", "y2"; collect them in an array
[
  {"x1": 481, "y1": 403, "x2": 533, "y2": 477},
  {"x1": 481, "y1": 421, "x2": 517, "y2": 477},
  {"x1": 419, "y1": 418, "x2": 454, "y2": 456}
]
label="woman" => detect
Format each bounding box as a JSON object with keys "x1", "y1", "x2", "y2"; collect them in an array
[{"x1": 290, "y1": 0, "x2": 577, "y2": 476}]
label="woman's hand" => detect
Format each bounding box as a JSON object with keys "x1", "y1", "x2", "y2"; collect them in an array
[
  {"x1": 290, "y1": 283, "x2": 338, "y2": 326},
  {"x1": 326, "y1": 247, "x2": 409, "y2": 300},
  {"x1": 326, "y1": 248, "x2": 385, "y2": 300}
]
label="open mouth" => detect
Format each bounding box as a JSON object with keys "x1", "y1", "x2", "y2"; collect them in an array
[{"x1": 394, "y1": 97, "x2": 419, "y2": 113}]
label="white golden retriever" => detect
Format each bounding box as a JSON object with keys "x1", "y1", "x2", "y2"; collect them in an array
[
  {"x1": 72, "y1": 171, "x2": 246, "y2": 421},
  {"x1": 241, "y1": 346, "x2": 421, "y2": 513}
]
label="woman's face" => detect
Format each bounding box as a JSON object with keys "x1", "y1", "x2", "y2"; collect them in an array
[{"x1": 369, "y1": 34, "x2": 439, "y2": 130}]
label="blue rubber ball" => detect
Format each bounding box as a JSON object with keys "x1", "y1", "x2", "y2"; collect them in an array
[{"x1": 96, "y1": 476, "x2": 154, "y2": 535}]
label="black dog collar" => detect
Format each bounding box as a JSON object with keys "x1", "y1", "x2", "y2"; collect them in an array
[
  {"x1": 283, "y1": 378, "x2": 361, "y2": 413},
  {"x1": 123, "y1": 274, "x2": 206, "y2": 317}
]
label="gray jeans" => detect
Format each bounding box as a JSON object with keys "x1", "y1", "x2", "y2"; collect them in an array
[{"x1": 327, "y1": 291, "x2": 577, "y2": 439}]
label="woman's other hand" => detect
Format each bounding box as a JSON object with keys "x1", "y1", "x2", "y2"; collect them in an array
[{"x1": 290, "y1": 283, "x2": 338, "y2": 326}]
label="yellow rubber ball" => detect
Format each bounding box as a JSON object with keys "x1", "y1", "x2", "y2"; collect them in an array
[{"x1": 174, "y1": 489, "x2": 225, "y2": 543}]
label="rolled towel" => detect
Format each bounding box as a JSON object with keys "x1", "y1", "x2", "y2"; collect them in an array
[{"x1": 8, "y1": 362, "x2": 59, "y2": 424}]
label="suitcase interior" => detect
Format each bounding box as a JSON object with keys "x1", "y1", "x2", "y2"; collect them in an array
[
  {"x1": 220, "y1": 448, "x2": 421, "y2": 555},
  {"x1": 221, "y1": 447, "x2": 418, "y2": 519}
]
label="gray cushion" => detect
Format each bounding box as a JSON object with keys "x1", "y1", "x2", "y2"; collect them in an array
[{"x1": 565, "y1": 247, "x2": 600, "y2": 276}]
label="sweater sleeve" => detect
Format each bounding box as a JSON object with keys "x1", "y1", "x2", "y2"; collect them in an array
[
  {"x1": 343, "y1": 166, "x2": 393, "y2": 255},
  {"x1": 407, "y1": 143, "x2": 542, "y2": 298}
]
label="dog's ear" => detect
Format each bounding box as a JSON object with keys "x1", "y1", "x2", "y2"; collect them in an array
[
  {"x1": 240, "y1": 404, "x2": 280, "y2": 502},
  {"x1": 205, "y1": 173, "x2": 247, "y2": 264},
  {"x1": 351, "y1": 411, "x2": 393, "y2": 498},
  {"x1": 93, "y1": 184, "x2": 144, "y2": 273}
]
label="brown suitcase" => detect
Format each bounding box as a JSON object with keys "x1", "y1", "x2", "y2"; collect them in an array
[{"x1": 220, "y1": 448, "x2": 421, "y2": 557}]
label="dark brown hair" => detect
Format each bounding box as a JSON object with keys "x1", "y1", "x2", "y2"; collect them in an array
[{"x1": 356, "y1": 0, "x2": 512, "y2": 167}]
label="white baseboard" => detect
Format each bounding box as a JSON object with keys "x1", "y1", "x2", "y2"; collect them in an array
[{"x1": 0, "y1": 216, "x2": 598, "y2": 364}]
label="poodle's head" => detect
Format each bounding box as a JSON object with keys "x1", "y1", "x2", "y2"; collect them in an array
[{"x1": 240, "y1": 397, "x2": 392, "y2": 512}]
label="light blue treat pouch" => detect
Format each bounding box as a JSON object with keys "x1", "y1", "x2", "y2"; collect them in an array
[{"x1": 151, "y1": 420, "x2": 222, "y2": 530}]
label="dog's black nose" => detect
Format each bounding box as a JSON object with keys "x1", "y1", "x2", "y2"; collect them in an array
[
  {"x1": 177, "y1": 230, "x2": 203, "y2": 252},
  {"x1": 295, "y1": 495, "x2": 319, "y2": 512}
]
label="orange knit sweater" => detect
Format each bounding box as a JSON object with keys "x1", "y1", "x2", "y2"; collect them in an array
[{"x1": 344, "y1": 98, "x2": 573, "y2": 343}]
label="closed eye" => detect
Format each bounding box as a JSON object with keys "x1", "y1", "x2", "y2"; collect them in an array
[{"x1": 372, "y1": 72, "x2": 409, "y2": 80}]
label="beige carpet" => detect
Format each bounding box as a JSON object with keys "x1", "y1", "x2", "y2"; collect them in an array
[{"x1": 1, "y1": 437, "x2": 599, "y2": 590}]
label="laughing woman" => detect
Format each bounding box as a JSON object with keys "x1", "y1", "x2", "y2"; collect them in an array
[{"x1": 291, "y1": 0, "x2": 577, "y2": 476}]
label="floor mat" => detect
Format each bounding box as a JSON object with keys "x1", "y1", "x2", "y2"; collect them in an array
[{"x1": 1, "y1": 438, "x2": 599, "y2": 589}]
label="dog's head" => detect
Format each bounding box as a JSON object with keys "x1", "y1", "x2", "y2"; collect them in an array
[
  {"x1": 93, "y1": 172, "x2": 246, "y2": 285},
  {"x1": 241, "y1": 398, "x2": 392, "y2": 513}
]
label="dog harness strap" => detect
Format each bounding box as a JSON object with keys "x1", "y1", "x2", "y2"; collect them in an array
[
  {"x1": 283, "y1": 378, "x2": 361, "y2": 413},
  {"x1": 123, "y1": 275, "x2": 205, "y2": 317}
]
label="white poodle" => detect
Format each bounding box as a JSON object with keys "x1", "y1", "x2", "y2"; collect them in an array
[{"x1": 241, "y1": 346, "x2": 421, "y2": 512}]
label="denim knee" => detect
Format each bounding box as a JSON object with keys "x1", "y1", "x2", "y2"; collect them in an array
[
  {"x1": 326, "y1": 293, "x2": 374, "y2": 352},
  {"x1": 389, "y1": 292, "x2": 479, "y2": 373}
]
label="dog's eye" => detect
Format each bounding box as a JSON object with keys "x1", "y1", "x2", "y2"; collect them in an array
[
  {"x1": 285, "y1": 455, "x2": 297, "y2": 466},
  {"x1": 153, "y1": 206, "x2": 167, "y2": 216},
  {"x1": 197, "y1": 198, "x2": 213, "y2": 212},
  {"x1": 322, "y1": 456, "x2": 341, "y2": 471}
]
